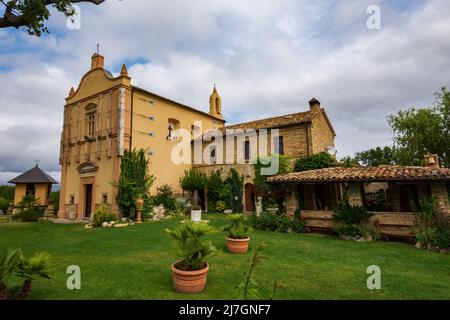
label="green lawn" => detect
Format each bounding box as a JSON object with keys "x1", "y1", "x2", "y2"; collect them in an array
[{"x1": 0, "y1": 214, "x2": 449, "y2": 300}]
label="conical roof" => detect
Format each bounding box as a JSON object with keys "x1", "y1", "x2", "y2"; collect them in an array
[{"x1": 8, "y1": 165, "x2": 58, "y2": 184}]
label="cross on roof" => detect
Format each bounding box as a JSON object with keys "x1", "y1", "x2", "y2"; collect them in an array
[
  {"x1": 34, "y1": 159, "x2": 40, "y2": 167},
  {"x1": 96, "y1": 43, "x2": 100, "y2": 54}
]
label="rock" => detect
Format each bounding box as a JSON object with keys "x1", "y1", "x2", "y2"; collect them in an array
[
  {"x1": 84, "y1": 224, "x2": 93, "y2": 229},
  {"x1": 107, "y1": 223, "x2": 113, "y2": 228},
  {"x1": 415, "y1": 242, "x2": 423, "y2": 250},
  {"x1": 224, "y1": 209, "x2": 232, "y2": 214},
  {"x1": 341, "y1": 235, "x2": 352, "y2": 241},
  {"x1": 121, "y1": 218, "x2": 127, "y2": 223},
  {"x1": 113, "y1": 223, "x2": 128, "y2": 228},
  {"x1": 109, "y1": 221, "x2": 116, "y2": 225},
  {"x1": 366, "y1": 235, "x2": 374, "y2": 242},
  {"x1": 102, "y1": 222, "x2": 108, "y2": 228},
  {"x1": 439, "y1": 248, "x2": 450, "y2": 254}
]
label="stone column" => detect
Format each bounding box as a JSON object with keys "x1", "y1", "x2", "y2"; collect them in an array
[{"x1": 431, "y1": 182, "x2": 450, "y2": 213}]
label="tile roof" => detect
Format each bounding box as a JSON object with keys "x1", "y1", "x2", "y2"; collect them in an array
[
  {"x1": 225, "y1": 110, "x2": 317, "y2": 130},
  {"x1": 267, "y1": 165, "x2": 450, "y2": 183},
  {"x1": 8, "y1": 166, "x2": 58, "y2": 184}
]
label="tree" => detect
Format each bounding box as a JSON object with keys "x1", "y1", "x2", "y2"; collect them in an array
[
  {"x1": 0, "y1": 0, "x2": 105, "y2": 36},
  {"x1": 179, "y1": 168, "x2": 207, "y2": 208},
  {"x1": 253, "y1": 154, "x2": 292, "y2": 212},
  {"x1": 388, "y1": 87, "x2": 450, "y2": 167},
  {"x1": 115, "y1": 149, "x2": 155, "y2": 219},
  {"x1": 224, "y1": 168, "x2": 244, "y2": 213},
  {"x1": 354, "y1": 146, "x2": 398, "y2": 167},
  {"x1": 293, "y1": 152, "x2": 336, "y2": 172},
  {"x1": 0, "y1": 248, "x2": 54, "y2": 300}
]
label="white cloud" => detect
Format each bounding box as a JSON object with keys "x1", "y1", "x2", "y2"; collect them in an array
[{"x1": 0, "y1": 0, "x2": 449, "y2": 183}]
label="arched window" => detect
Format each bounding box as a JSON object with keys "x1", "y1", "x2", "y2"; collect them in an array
[
  {"x1": 168, "y1": 118, "x2": 180, "y2": 140},
  {"x1": 215, "y1": 97, "x2": 220, "y2": 114},
  {"x1": 85, "y1": 103, "x2": 97, "y2": 137}
]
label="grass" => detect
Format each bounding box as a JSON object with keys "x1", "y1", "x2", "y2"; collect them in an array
[{"x1": 0, "y1": 214, "x2": 449, "y2": 300}]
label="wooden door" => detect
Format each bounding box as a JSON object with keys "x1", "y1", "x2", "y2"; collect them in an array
[{"x1": 84, "y1": 184, "x2": 93, "y2": 218}]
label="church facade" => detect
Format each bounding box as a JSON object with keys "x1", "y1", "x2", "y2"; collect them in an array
[{"x1": 58, "y1": 53, "x2": 335, "y2": 219}]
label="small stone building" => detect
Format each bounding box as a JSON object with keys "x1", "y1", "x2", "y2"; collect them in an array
[{"x1": 8, "y1": 165, "x2": 58, "y2": 207}]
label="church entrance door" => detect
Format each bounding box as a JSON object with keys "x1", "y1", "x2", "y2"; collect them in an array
[{"x1": 84, "y1": 184, "x2": 93, "y2": 218}]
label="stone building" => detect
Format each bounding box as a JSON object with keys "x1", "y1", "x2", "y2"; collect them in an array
[{"x1": 58, "y1": 53, "x2": 336, "y2": 219}]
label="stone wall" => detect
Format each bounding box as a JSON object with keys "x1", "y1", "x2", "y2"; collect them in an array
[
  {"x1": 311, "y1": 111, "x2": 335, "y2": 154},
  {"x1": 431, "y1": 182, "x2": 450, "y2": 213}
]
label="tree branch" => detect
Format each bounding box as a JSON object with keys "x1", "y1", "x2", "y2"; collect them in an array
[{"x1": 0, "y1": 0, "x2": 105, "y2": 30}]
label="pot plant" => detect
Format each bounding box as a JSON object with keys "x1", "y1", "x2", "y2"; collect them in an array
[
  {"x1": 224, "y1": 214, "x2": 250, "y2": 254},
  {"x1": 191, "y1": 202, "x2": 202, "y2": 222},
  {"x1": 165, "y1": 221, "x2": 217, "y2": 293}
]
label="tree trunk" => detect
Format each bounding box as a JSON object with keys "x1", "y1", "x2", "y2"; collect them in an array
[
  {"x1": 0, "y1": 282, "x2": 12, "y2": 300},
  {"x1": 193, "y1": 190, "x2": 199, "y2": 207},
  {"x1": 15, "y1": 279, "x2": 32, "y2": 300}
]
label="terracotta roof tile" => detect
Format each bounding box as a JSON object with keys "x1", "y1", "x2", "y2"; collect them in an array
[
  {"x1": 267, "y1": 165, "x2": 450, "y2": 183},
  {"x1": 225, "y1": 110, "x2": 317, "y2": 130}
]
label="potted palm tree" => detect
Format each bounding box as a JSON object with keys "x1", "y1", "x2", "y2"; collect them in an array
[
  {"x1": 224, "y1": 214, "x2": 250, "y2": 254},
  {"x1": 165, "y1": 221, "x2": 217, "y2": 293}
]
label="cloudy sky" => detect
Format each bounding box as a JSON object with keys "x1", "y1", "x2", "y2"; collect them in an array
[{"x1": 1, "y1": 0, "x2": 449, "y2": 184}]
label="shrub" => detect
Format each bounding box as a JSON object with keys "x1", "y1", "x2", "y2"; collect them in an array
[
  {"x1": 207, "y1": 170, "x2": 226, "y2": 212},
  {"x1": 92, "y1": 204, "x2": 116, "y2": 227},
  {"x1": 414, "y1": 198, "x2": 450, "y2": 249},
  {"x1": 294, "y1": 152, "x2": 336, "y2": 172},
  {"x1": 0, "y1": 197, "x2": 10, "y2": 212},
  {"x1": 48, "y1": 191, "x2": 60, "y2": 212},
  {"x1": 364, "y1": 190, "x2": 392, "y2": 212},
  {"x1": 224, "y1": 169, "x2": 244, "y2": 213},
  {"x1": 332, "y1": 203, "x2": 374, "y2": 238},
  {"x1": 165, "y1": 221, "x2": 217, "y2": 271},
  {"x1": 224, "y1": 214, "x2": 250, "y2": 239},
  {"x1": 175, "y1": 197, "x2": 191, "y2": 215},
  {"x1": 216, "y1": 200, "x2": 226, "y2": 213},
  {"x1": 153, "y1": 184, "x2": 177, "y2": 213},
  {"x1": 12, "y1": 194, "x2": 44, "y2": 222},
  {"x1": 251, "y1": 212, "x2": 304, "y2": 233},
  {"x1": 115, "y1": 149, "x2": 155, "y2": 219},
  {"x1": 0, "y1": 248, "x2": 54, "y2": 300},
  {"x1": 179, "y1": 168, "x2": 207, "y2": 207}
]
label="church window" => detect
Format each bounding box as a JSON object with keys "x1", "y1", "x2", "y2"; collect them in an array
[
  {"x1": 244, "y1": 141, "x2": 250, "y2": 161},
  {"x1": 85, "y1": 104, "x2": 97, "y2": 137},
  {"x1": 210, "y1": 146, "x2": 217, "y2": 164},
  {"x1": 70, "y1": 195, "x2": 75, "y2": 205},
  {"x1": 87, "y1": 114, "x2": 95, "y2": 136},
  {"x1": 167, "y1": 118, "x2": 180, "y2": 140},
  {"x1": 102, "y1": 193, "x2": 108, "y2": 204},
  {"x1": 215, "y1": 97, "x2": 220, "y2": 114}
]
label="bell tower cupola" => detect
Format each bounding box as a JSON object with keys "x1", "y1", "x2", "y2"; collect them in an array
[{"x1": 209, "y1": 85, "x2": 223, "y2": 119}]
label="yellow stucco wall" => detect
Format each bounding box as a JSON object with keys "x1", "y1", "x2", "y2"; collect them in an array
[
  {"x1": 59, "y1": 57, "x2": 132, "y2": 218},
  {"x1": 131, "y1": 89, "x2": 224, "y2": 194},
  {"x1": 14, "y1": 183, "x2": 50, "y2": 206}
]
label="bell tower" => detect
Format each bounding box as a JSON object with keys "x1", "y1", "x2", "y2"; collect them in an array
[{"x1": 209, "y1": 85, "x2": 223, "y2": 119}]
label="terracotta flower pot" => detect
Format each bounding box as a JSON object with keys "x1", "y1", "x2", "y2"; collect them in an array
[
  {"x1": 171, "y1": 261, "x2": 209, "y2": 293},
  {"x1": 226, "y1": 237, "x2": 250, "y2": 254}
]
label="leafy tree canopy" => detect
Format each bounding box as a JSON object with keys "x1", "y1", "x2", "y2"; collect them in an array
[
  {"x1": 294, "y1": 152, "x2": 336, "y2": 172},
  {"x1": 0, "y1": 0, "x2": 104, "y2": 36},
  {"x1": 388, "y1": 87, "x2": 450, "y2": 167}
]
